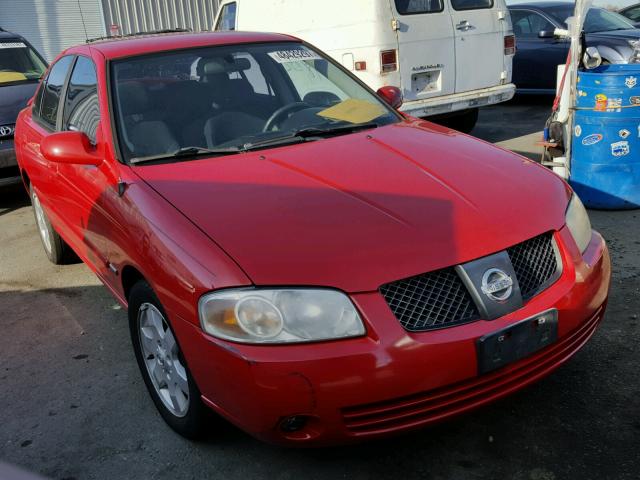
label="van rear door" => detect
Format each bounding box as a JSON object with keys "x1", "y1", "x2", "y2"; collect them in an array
[
  {"x1": 450, "y1": 0, "x2": 505, "y2": 93},
  {"x1": 389, "y1": 0, "x2": 455, "y2": 103}
]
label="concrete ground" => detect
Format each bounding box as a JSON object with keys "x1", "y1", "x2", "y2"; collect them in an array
[{"x1": 1, "y1": 97, "x2": 638, "y2": 480}]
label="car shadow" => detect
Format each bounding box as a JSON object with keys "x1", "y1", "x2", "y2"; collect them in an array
[
  {"x1": 471, "y1": 94, "x2": 555, "y2": 144},
  {"x1": 0, "y1": 184, "x2": 30, "y2": 217}
]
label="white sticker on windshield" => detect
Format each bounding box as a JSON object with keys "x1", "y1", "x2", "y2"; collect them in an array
[
  {"x1": 268, "y1": 49, "x2": 322, "y2": 63},
  {"x1": 0, "y1": 42, "x2": 27, "y2": 49}
]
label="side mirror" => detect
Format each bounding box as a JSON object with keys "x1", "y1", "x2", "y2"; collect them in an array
[
  {"x1": 538, "y1": 30, "x2": 555, "y2": 39},
  {"x1": 376, "y1": 86, "x2": 403, "y2": 110},
  {"x1": 583, "y1": 46, "x2": 603, "y2": 70},
  {"x1": 40, "y1": 131, "x2": 102, "y2": 166}
]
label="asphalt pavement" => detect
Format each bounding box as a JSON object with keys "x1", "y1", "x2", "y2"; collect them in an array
[{"x1": 0, "y1": 96, "x2": 638, "y2": 480}]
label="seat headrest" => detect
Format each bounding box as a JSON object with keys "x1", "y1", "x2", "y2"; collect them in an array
[
  {"x1": 202, "y1": 57, "x2": 251, "y2": 75},
  {"x1": 118, "y1": 81, "x2": 150, "y2": 114}
]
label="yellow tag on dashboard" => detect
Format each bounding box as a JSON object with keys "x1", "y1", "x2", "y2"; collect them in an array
[
  {"x1": 317, "y1": 99, "x2": 385, "y2": 124},
  {"x1": 0, "y1": 71, "x2": 27, "y2": 83}
]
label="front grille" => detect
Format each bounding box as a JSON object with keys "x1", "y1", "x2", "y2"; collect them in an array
[
  {"x1": 381, "y1": 232, "x2": 560, "y2": 332},
  {"x1": 380, "y1": 267, "x2": 480, "y2": 332},
  {"x1": 507, "y1": 232, "x2": 559, "y2": 300}
]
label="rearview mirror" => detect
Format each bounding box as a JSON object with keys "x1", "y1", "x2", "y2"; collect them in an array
[
  {"x1": 538, "y1": 30, "x2": 555, "y2": 39},
  {"x1": 376, "y1": 86, "x2": 403, "y2": 110},
  {"x1": 40, "y1": 131, "x2": 102, "y2": 166}
]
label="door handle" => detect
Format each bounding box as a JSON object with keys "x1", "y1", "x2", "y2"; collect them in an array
[{"x1": 456, "y1": 20, "x2": 474, "y2": 31}]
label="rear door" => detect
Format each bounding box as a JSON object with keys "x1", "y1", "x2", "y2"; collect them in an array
[
  {"x1": 390, "y1": 0, "x2": 456, "y2": 102},
  {"x1": 449, "y1": 0, "x2": 504, "y2": 93}
]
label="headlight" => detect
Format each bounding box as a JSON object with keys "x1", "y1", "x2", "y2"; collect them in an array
[
  {"x1": 199, "y1": 288, "x2": 366, "y2": 344},
  {"x1": 565, "y1": 193, "x2": 592, "y2": 253}
]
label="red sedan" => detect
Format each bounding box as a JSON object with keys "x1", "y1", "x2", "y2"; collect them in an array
[{"x1": 14, "y1": 31, "x2": 610, "y2": 446}]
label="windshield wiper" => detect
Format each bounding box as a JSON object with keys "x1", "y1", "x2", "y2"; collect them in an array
[
  {"x1": 130, "y1": 123, "x2": 381, "y2": 163},
  {"x1": 130, "y1": 146, "x2": 242, "y2": 165},
  {"x1": 295, "y1": 122, "x2": 380, "y2": 138},
  {"x1": 241, "y1": 122, "x2": 380, "y2": 152}
]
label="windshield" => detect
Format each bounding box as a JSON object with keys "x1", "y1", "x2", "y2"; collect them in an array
[
  {"x1": 0, "y1": 41, "x2": 47, "y2": 85},
  {"x1": 546, "y1": 6, "x2": 635, "y2": 33},
  {"x1": 111, "y1": 42, "x2": 400, "y2": 163}
]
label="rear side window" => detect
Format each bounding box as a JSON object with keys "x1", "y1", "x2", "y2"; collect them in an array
[
  {"x1": 37, "y1": 55, "x2": 74, "y2": 129},
  {"x1": 63, "y1": 56, "x2": 100, "y2": 143},
  {"x1": 623, "y1": 6, "x2": 640, "y2": 22},
  {"x1": 215, "y1": 2, "x2": 237, "y2": 31},
  {"x1": 450, "y1": 0, "x2": 493, "y2": 11},
  {"x1": 395, "y1": 0, "x2": 443, "y2": 14}
]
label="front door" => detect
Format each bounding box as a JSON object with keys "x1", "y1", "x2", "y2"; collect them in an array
[
  {"x1": 510, "y1": 9, "x2": 569, "y2": 91},
  {"x1": 450, "y1": 0, "x2": 505, "y2": 93},
  {"x1": 389, "y1": 0, "x2": 456, "y2": 102}
]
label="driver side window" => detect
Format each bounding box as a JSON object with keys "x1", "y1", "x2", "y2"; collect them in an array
[
  {"x1": 511, "y1": 11, "x2": 555, "y2": 37},
  {"x1": 63, "y1": 56, "x2": 100, "y2": 143}
]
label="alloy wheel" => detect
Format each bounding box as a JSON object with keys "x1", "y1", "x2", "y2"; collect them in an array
[{"x1": 137, "y1": 303, "x2": 190, "y2": 417}]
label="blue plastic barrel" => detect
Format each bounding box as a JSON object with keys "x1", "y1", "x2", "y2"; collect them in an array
[{"x1": 571, "y1": 64, "x2": 640, "y2": 209}]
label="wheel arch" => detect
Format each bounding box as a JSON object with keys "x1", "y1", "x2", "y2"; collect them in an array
[{"x1": 121, "y1": 265, "x2": 146, "y2": 302}]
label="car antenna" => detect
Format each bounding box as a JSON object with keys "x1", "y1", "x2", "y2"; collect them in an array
[{"x1": 76, "y1": 0, "x2": 89, "y2": 42}]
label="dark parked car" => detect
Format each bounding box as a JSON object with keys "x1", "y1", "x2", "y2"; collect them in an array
[
  {"x1": 509, "y1": 2, "x2": 640, "y2": 93},
  {"x1": 0, "y1": 27, "x2": 47, "y2": 186}
]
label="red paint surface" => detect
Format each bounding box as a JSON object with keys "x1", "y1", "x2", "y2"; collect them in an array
[{"x1": 15, "y1": 32, "x2": 611, "y2": 446}]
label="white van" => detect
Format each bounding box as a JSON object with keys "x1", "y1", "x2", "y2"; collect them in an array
[{"x1": 213, "y1": 0, "x2": 516, "y2": 131}]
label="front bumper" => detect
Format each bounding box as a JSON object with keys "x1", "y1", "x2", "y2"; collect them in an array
[
  {"x1": 0, "y1": 139, "x2": 20, "y2": 187},
  {"x1": 172, "y1": 226, "x2": 610, "y2": 446},
  {"x1": 401, "y1": 83, "x2": 516, "y2": 118}
]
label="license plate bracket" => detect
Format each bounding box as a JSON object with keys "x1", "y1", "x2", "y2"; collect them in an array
[{"x1": 477, "y1": 309, "x2": 558, "y2": 375}]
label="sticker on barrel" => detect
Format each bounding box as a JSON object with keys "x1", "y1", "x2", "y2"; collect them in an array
[
  {"x1": 611, "y1": 141, "x2": 630, "y2": 157},
  {"x1": 595, "y1": 94, "x2": 607, "y2": 112},
  {"x1": 582, "y1": 133, "x2": 603, "y2": 146}
]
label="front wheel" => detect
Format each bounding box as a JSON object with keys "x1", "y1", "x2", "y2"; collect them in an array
[
  {"x1": 128, "y1": 280, "x2": 210, "y2": 439},
  {"x1": 30, "y1": 185, "x2": 72, "y2": 264}
]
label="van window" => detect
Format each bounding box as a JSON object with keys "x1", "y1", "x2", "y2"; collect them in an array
[
  {"x1": 216, "y1": 2, "x2": 237, "y2": 31},
  {"x1": 395, "y1": 0, "x2": 443, "y2": 14},
  {"x1": 37, "y1": 55, "x2": 74, "y2": 129},
  {"x1": 450, "y1": 0, "x2": 493, "y2": 11},
  {"x1": 63, "y1": 56, "x2": 100, "y2": 143}
]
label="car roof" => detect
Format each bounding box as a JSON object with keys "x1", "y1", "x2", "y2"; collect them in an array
[
  {"x1": 67, "y1": 31, "x2": 300, "y2": 60},
  {"x1": 0, "y1": 29, "x2": 24, "y2": 41}
]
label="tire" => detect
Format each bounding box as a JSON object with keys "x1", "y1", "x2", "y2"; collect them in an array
[
  {"x1": 449, "y1": 108, "x2": 479, "y2": 134},
  {"x1": 30, "y1": 184, "x2": 73, "y2": 265},
  {"x1": 128, "y1": 280, "x2": 209, "y2": 440}
]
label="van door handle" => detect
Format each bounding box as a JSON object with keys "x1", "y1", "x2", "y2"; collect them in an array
[{"x1": 456, "y1": 20, "x2": 474, "y2": 31}]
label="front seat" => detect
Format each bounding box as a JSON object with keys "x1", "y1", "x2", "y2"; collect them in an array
[{"x1": 118, "y1": 81, "x2": 180, "y2": 158}]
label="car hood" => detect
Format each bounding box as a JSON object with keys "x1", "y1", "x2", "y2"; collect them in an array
[
  {"x1": 134, "y1": 120, "x2": 570, "y2": 292},
  {"x1": 0, "y1": 82, "x2": 38, "y2": 125}
]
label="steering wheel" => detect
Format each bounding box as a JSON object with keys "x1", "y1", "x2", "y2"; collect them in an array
[{"x1": 263, "y1": 102, "x2": 310, "y2": 132}]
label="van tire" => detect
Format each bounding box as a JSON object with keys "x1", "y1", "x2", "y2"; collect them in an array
[{"x1": 449, "y1": 108, "x2": 479, "y2": 134}]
